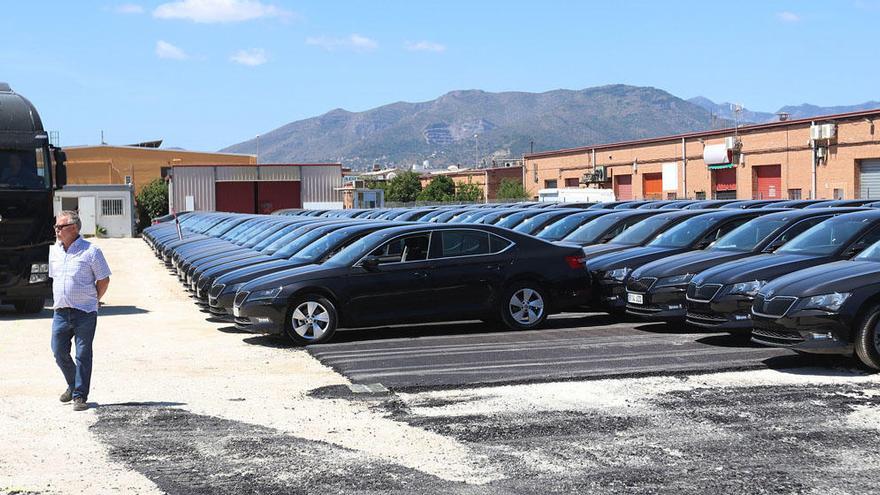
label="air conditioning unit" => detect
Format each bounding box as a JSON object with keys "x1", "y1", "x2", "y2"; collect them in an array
[
  {"x1": 724, "y1": 136, "x2": 741, "y2": 150},
  {"x1": 594, "y1": 165, "x2": 606, "y2": 182},
  {"x1": 810, "y1": 123, "x2": 837, "y2": 141}
]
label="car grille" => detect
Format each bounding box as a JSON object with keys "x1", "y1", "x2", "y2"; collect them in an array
[
  {"x1": 209, "y1": 284, "x2": 226, "y2": 298},
  {"x1": 626, "y1": 304, "x2": 662, "y2": 316},
  {"x1": 753, "y1": 294, "x2": 798, "y2": 317},
  {"x1": 686, "y1": 283, "x2": 722, "y2": 302},
  {"x1": 752, "y1": 328, "x2": 805, "y2": 346},
  {"x1": 627, "y1": 277, "x2": 657, "y2": 293},
  {"x1": 686, "y1": 311, "x2": 728, "y2": 326},
  {"x1": 234, "y1": 291, "x2": 249, "y2": 307}
]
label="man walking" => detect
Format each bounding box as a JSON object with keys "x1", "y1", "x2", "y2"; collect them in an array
[{"x1": 48, "y1": 210, "x2": 111, "y2": 411}]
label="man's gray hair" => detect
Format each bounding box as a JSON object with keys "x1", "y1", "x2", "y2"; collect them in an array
[{"x1": 59, "y1": 210, "x2": 82, "y2": 230}]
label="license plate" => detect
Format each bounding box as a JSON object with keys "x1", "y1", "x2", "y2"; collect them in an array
[
  {"x1": 627, "y1": 293, "x2": 644, "y2": 305},
  {"x1": 233, "y1": 306, "x2": 240, "y2": 317}
]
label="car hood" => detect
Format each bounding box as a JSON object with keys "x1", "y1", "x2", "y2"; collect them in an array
[
  {"x1": 201, "y1": 254, "x2": 274, "y2": 277},
  {"x1": 690, "y1": 253, "x2": 829, "y2": 285},
  {"x1": 241, "y1": 263, "x2": 340, "y2": 291},
  {"x1": 580, "y1": 242, "x2": 634, "y2": 261},
  {"x1": 631, "y1": 249, "x2": 754, "y2": 279},
  {"x1": 759, "y1": 260, "x2": 880, "y2": 297},
  {"x1": 587, "y1": 246, "x2": 682, "y2": 272}
]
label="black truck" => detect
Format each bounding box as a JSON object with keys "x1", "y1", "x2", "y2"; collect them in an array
[{"x1": 0, "y1": 83, "x2": 66, "y2": 313}]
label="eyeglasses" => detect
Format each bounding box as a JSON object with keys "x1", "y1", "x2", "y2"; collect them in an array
[{"x1": 54, "y1": 223, "x2": 75, "y2": 231}]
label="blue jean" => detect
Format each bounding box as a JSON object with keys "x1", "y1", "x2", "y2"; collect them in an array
[{"x1": 51, "y1": 308, "x2": 97, "y2": 401}]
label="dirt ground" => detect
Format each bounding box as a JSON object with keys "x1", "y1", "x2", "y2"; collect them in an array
[{"x1": 2, "y1": 238, "x2": 879, "y2": 494}]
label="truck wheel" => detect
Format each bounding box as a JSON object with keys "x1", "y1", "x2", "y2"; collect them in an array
[
  {"x1": 855, "y1": 305, "x2": 880, "y2": 371},
  {"x1": 13, "y1": 298, "x2": 45, "y2": 314},
  {"x1": 500, "y1": 282, "x2": 548, "y2": 331},
  {"x1": 284, "y1": 294, "x2": 338, "y2": 345}
]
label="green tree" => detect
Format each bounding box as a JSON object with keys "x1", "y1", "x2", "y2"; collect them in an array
[
  {"x1": 385, "y1": 171, "x2": 423, "y2": 203},
  {"x1": 135, "y1": 178, "x2": 169, "y2": 232},
  {"x1": 454, "y1": 182, "x2": 483, "y2": 202},
  {"x1": 417, "y1": 175, "x2": 455, "y2": 202},
  {"x1": 496, "y1": 178, "x2": 528, "y2": 200}
]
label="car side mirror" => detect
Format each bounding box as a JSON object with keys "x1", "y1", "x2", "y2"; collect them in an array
[
  {"x1": 362, "y1": 256, "x2": 380, "y2": 271},
  {"x1": 845, "y1": 243, "x2": 867, "y2": 258},
  {"x1": 53, "y1": 148, "x2": 67, "y2": 189},
  {"x1": 695, "y1": 239, "x2": 712, "y2": 250}
]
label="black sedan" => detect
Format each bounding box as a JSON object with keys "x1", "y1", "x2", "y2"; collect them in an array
[
  {"x1": 586, "y1": 209, "x2": 773, "y2": 313},
  {"x1": 579, "y1": 210, "x2": 712, "y2": 261},
  {"x1": 750, "y1": 241, "x2": 880, "y2": 369},
  {"x1": 685, "y1": 209, "x2": 880, "y2": 331},
  {"x1": 231, "y1": 224, "x2": 592, "y2": 344},
  {"x1": 625, "y1": 208, "x2": 861, "y2": 321}
]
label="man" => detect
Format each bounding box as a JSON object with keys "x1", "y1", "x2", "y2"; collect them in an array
[{"x1": 48, "y1": 210, "x2": 111, "y2": 411}]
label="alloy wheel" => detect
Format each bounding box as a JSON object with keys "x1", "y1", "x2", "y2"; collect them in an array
[
  {"x1": 291, "y1": 301, "x2": 331, "y2": 340},
  {"x1": 509, "y1": 288, "x2": 545, "y2": 325}
]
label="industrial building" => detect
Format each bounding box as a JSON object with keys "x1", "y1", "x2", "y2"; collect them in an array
[
  {"x1": 54, "y1": 185, "x2": 137, "y2": 238},
  {"x1": 63, "y1": 141, "x2": 255, "y2": 196},
  {"x1": 420, "y1": 166, "x2": 524, "y2": 202},
  {"x1": 169, "y1": 163, "x2": 343, "y2": 213},
  {"x1": 523, "y1": 109, "x2": 880, "y2": 201}
]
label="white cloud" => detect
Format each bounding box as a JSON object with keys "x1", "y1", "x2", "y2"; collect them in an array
[
  {"x1": 306, "y1": 34, "x2": 378, "y2": 52},
  {"x1": 230, "y1": 48, "x2": 267, "y2": 66},
  {"x1": 153, "y1": 0, "x2": 291, "y2": 23},
  {"x1": 115, "y1": 3, "x2": 145, "y2": 14},
  {"x1": 155, "y1": 40, "x2": 189, "y2": 60},
  {"x1": 777, "y1": 11, "x2": 801, "y2": 22},
  {"x1": 405, "y1": 41, "x2": 446, "y2": 53}
]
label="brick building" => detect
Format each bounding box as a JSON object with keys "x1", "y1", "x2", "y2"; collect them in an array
[
  {"x1": 420, "y1": 166, "x2": 524, "y2": 201},
  {"x1": 523, "y1": 109, "x2": 880, "y2": 201}
]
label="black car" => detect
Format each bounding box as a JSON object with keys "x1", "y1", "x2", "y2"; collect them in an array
[
  {"x1": 511, "y1": 209, "x2": 585, "y2": 236},
  {"x1": 556, "y1": 210, "x2": 667, "y2": 248},
  {"x1": 533, "y1": 210, "x2": 615, "y2": 241},
  {"x1": 231, "y1": 224, "x2": 592, "y2": 344},
  {"x1": 750, "y1": 241, "x2": 880, "y2": 369},
  {"x1": 682, "y1": 200, "x2": 738, "y2": 209},
  {"x1": 625, "y1": 208, "x2": 862, "y2": 321},
  {"x1": 579, "y1": 210, "x2": 712, "y2": 261},
  {"x1": 587, "y1": 209, "x2": 772, "y2": 313},
  {"x1": 685, "y1": 209, "x2": 880, "y2": 331},
  {"x1": 804, "y1": 199, "x2": 877, "y2": 208}
]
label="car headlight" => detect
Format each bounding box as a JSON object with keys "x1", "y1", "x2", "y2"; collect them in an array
[
  {"x1": 31, "y1": 263, "x2": 49, "y2": 274},
  {"x1": 801, "y1": 292, "x2": 850, "y2": 312},
  {"x1": 246, "y1": 287, "x2": 282, "y2": 302},
  {"x1": 655, "y1": 273, "x2": 693, "y2": 287},
  {"x1": 728, "y1": 280, "x2": 766, "y2": 296},
  {"x1": 607, "y1": 267, "x2": 632, "y2": 281}
]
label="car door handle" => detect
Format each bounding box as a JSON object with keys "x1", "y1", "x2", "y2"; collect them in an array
[
  {"x1": 486, "y1": 264, "x2": 502, "y2": 271},
  {"x1": 413, "y1": 271, "x2": 428, "y2": 279}
]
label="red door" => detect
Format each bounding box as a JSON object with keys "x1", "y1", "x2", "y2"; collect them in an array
[
  {"x1": 642, "y1": 173, "x2": 662, "y2": 200},
  {"x1": 215, "y1": 182, "x2": 256, "y2": 213},
  {"x1": 614, "y1": 174, "x2": 632, "y2": 200},
  {"x1": 257, "y1": 181, "x2": 302, "y2": 214},
  {"x1": 754, "y1": 165, "x2": 781, "y2": 199},
  {"x1": 713, "y1": 168, "x2": 737, "y2": 199}
]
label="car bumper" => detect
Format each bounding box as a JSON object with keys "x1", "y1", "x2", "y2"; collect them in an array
[
  {"x1": 751, "y1": 313, "x2": 854, "y2": 355},
  {"x1": 685, "y1": 294, "x2": 754, "y2": 332},
  {"x1": 625, "y1": 285, "x2": 688, "y2": 320},
  {"x1": 592, "y1": 279, "x2": 627, "y2": 312},
  {"x1": 232, "y1": 299, "x2": 285, "y2": 335}
]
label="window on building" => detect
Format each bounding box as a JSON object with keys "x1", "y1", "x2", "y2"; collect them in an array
[
  {"x1": 564, "y1": 178, "x2": 580, "y2": 187},
  {"x1": 788, "y1": 189, "x2": 802, "y2": 200},
  {"x1": 101, "y1": 199, "x2": 124, "y2": 216},
  {"x1": 160, "y1": 167, "x2": 172, "y2": 179},
  {"x1": 695, "y1": 191, "x2": 707, "y2": 200},
  {"x1": 715, "y1": 190, "x2": 737, "y2": 200},
  {"x1": 544, "y1": 179, "x2": 558, "y2": 189},
  {"x1": 667, "y1": 193, "x2": 677, "y2": 200},
  {"x1": 833, "y1": 188, "x2": 845, "y2": 200}
]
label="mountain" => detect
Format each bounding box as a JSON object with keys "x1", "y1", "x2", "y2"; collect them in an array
[
  {"x1": 688, "y1": 97, "x2": 880, "y2": 124},
  {"x1": 222, "y1": 85, "x2": 728, "y2": 169}
]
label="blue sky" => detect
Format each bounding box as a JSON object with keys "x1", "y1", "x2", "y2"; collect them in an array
[{"x1": 2, "y1": 1, "x2": 878, "y2": 151}]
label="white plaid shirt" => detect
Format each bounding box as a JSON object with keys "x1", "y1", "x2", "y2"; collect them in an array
[{"x1": 49, "y1": 236, "x2": 112, "y2": 313}]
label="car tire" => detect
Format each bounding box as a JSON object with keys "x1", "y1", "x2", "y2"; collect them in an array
[
  {"x1": 855, "y1": 305, "x2": 880, "y2": 370},
  {"x1": 13, "y1": 298, "x2": 45, "y2": 314},
  {"x1": 284, "y1": 294, "x2": 338, "y2": 345},
  {"x1": 500, "y1": 282, "x2": 548, "y2": 331}
]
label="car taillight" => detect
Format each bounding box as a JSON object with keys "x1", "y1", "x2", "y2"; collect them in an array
[{"x1": 565, "y1": 255, "x2": 586, "y2": 269}]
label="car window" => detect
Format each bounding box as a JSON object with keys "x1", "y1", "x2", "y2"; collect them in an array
[
  {"x1": 609, "y1": 215, "x2": 672, "y2": 245},
  {"x1": 709, "y1": 217, "x2": 788, "y2": 252},
  {"x1": 564, "y1": 215, "x2": 632, "y2": 244},
  {"x1": 432, "y1": 230, "x2": 492, "y2": 258},
  {"x1": 370, "y1": 233, "x2": 431, "y2": 263},
  {"x1": 776, "y1": 216, "x2": 872, "y2": 255},
  {"x1": 648, "y1": 215, "x2": 719, "y2": 248},
  {"x1": 771, "y1": 216, "x2": 828, "y2": 245}
]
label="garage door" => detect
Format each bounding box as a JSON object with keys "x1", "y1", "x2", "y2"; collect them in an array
[
  {"x1": 860, "y1": 159, "x2": 880, "y2": 199},
  {"x1": 754, "y1": 165, "x2": 781, "y2": 199},
  {"x1": 642, "y1": 173, "x2": 662, "y2": 200},
  {"x1": 257, "y1": 181, "x2": 302, "y2": 214},
  {"x1": 614, "y1": 174, "x2": 632, "y2": 200},
  {"x1": 215, "y1": 182, "x2": 256, "y2": 213},
  {"x1": 713, "y1": 168, "x2": 737, "y2": 199}
]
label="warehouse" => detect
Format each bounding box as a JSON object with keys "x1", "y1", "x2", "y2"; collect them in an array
[
  {"x1": 523, "y1": 109, "x2": 880, "y2": 201},
  {"x1": 169, "y1": 163, "x2": 343, "y2": 213}
]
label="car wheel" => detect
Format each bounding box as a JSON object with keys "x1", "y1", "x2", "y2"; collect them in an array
[
  {"x1": 501, "y1": 282, "x2": 548, "y2": 330},
  {"x1": 284, "y1": 294, "x2": 338, "y2": 345},
  {"x1": 855, "y1": 305, "x2": 880, "y2": 370},
  {"x1": 13, "y1": 298, "x2": 45, "y2": 314}
]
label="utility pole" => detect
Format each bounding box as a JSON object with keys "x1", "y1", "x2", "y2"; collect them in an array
[{"x1": 474, "y1": 134, "x2": 479, "y2": 169}]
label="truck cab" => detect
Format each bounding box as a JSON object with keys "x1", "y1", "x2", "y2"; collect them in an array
[{"x1": 0, "y1": 82, "x2": 66, "y2": 313}]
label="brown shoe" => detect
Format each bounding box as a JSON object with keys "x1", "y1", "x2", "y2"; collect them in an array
[
  {"x1": 73, "y1": 398, "x2": 88, "y2": 411},
  {"x1": 60, "y1": 388, "x2": 73, "y2": 403}
]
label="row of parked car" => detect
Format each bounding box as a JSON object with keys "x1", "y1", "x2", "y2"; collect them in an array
[{"x1": 143, "y1": 198, "x2": 880, "y2": 370}]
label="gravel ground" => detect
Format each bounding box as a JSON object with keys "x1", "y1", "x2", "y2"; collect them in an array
[{"x1": 2, "y1": 238, "x2": 879, "y2": 494}]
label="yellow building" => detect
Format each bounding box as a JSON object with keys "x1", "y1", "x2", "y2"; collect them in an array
[{"x1": 63, "y1": 141, "x2": 255, "y2": 196}]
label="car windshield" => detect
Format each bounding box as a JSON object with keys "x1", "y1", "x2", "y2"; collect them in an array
[
  {"x1": 0, "y1": 148, "x2": 51, "y2": 190},
  {"x1": 325, "y1": 229, "x2": 405, "y2": 266},
  {"x1": 537, "y1": 213, "x2": 601, "y2": 240},
  {"x1": 709, "y1": 217, "x2": 788, "y2": 252},
  {"x1": 776, "y1": 216, "x2": 871, "y2": 255},
  {"x1": 648, "y1": 215, "x2": 718, "y2": 248},
  {"x1": 291, "y1": 228, "x2": 369, "y2": 261},
  {"x1": 609, "y1": 215, "x2": 673, "y2": 245},
  {"x1": 563, "y1": 215, "x2": 627, "y2": 244},
  {"x1": 855, "y1": 239, "x2": 880, "y2": 261},
  {"x1": 274, "y1": 225, "x2": 342, "y2": 257}
]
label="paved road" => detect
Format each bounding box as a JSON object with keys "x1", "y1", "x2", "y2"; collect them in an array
[{"x1": 307, "y1": 313, "x2": 796, "y2": 389}]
